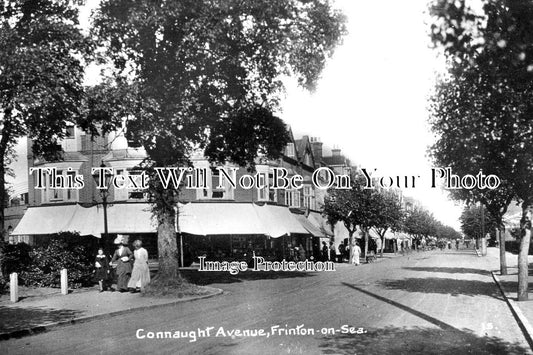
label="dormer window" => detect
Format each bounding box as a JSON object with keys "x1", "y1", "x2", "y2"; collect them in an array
[{"x1": 286, "y1": 143, "x2": 295, "y2": 158}]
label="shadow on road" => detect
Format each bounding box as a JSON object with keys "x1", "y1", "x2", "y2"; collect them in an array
[
  {"x1": 377, "y1": 278, "x2": 503, "y2": 299},
  {"x1": 0, "y1": 305, "x2": 83, "y2": 337},
  {"x1": 319, "y1": 325, "x2": 529, "y2": 355},
  {"x1": 335, "y1": 283, "x2": 528, "y2": 354},
  {"x1": 402, "y1": 267, "x2": 490, "y2": 276},
  {"x1": 180, "y1": 270, "x2": 316, "y2": 286}
]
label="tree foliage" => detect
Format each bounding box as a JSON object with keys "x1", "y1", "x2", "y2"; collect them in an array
[
  {"x1": 460, "y1": 204, "x2": 498, "y2": 240},
  {"x1": 91, "y1": 0, "x2": 347, "y2": 279}
]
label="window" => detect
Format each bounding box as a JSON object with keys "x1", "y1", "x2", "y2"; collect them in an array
[
  {"x1": 66, "y1": 125, "x2": 75, "y2": 139},
  {"x1": 303, "y1": 185, "x2": 315, "y2": 210},
  {"x1": 286, "y1": 143, "x2": 295, "y2": 158},
  {"x1": 197, "y1": 166, "x2": 235, "y2": 200},
  {"x1": 257, "y1": 172, "x2": 268, "y2": 201},
  {"x1": 284, "y1": 189, "x2": 300, "y2": 208},
  {"x1": 128, "y1": 170, "x2": 146, "y2": 200},
  {"x1": 42, "y1": 169, "x2": 79, "y2": 203}
]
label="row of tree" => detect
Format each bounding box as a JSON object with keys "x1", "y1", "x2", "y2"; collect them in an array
[
  {"x1": 428, "y1": 0, "x2": 533, "y2": 300},
  {"x1": 323, "y1": 172, "x2": 461, "y2": 262}
]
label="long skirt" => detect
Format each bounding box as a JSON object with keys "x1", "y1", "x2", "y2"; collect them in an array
[{"x1": 127, "y1": 262, "x2": 151, "y2": 289}]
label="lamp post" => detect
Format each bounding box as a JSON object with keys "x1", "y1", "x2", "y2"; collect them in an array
[{"x1": 92, "y1": 162, "x2": 113, "y2": 241}]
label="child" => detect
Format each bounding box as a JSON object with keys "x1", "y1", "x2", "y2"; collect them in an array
[{"x1": 94, "y1": 247, "x2": 110, "y2": 292}]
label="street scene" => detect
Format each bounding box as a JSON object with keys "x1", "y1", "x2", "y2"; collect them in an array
[
  {"x1": 2, "y1": 0, "x2": 533, "y2": 354},
  {"x1": 1, "y1": 247, "x2": 532, "y2": 354}
]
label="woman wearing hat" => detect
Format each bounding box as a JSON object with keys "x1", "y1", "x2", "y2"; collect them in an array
[
  {"x1": 111, "y1": 235, "x2": 133, "y2": 292},
  {"x1": 128, "y1": 240, "x2": 150, "y2": 292}
]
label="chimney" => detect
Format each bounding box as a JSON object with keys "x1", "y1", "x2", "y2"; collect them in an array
[
  {"x1": 310, "y1": 137, "x2": 323, "y2": 163},
  {"x1": 332, "y1": 145, "x2": 341, "y2": 157}
]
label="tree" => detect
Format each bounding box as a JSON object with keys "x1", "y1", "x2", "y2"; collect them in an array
[
  {"x1": 460, "y1": 204, "x2": 498, "y2": 241},
  {"x1": 429, "y1": 0, "x2": 533, "y2": 300},
  {"x1": 0, "y1": 0, "x2": 92, "y2": 277},
  {"x1": 323, "y1": 172, "x2": 382, "y2": 262},
  {"x1": 403, "y1": 207, "x2": 438, "y2": 248},
  {"x1": 373, "y1": 190, "x2": 404, "y2": 257},
  {"x1": 92, "y1": 0, "x2": 347, "y2": 284}
]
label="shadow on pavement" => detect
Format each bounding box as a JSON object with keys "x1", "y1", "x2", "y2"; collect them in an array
[
  {"x1": 0, "y1": 305, "x2": 83, "y2": 336},
  {"x1": 402, "y1": 267, "x2": 490, "y2": 276},
  {"x1": 335, "y1": 283, "x2": 528, "y2": 354},
  {"x1": 319, "y1": 326, "x2": 529, "y2": 355},
  {"x1": 377, "y1": 278, "x2": 503, "y2": 299},
  {"x1": 180, "y1": 270, "x2": 316, "y2": 286}
]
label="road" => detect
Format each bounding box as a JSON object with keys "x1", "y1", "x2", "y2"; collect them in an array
[{"x1": 2, "y1": 249, "x2": 531, "y2": 354}]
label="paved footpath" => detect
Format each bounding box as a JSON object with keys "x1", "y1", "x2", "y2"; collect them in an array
[{"x1": 1, "y1": 249, "x2": 531, "y2": 354}]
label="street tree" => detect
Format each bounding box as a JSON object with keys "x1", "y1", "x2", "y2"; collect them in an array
[
  {"x1": 92, "y1": 0, "x2": 347, "y2": 286},
  {"x1": 373, "y1": 190, "x2": 404, "y2": 257},
  {"x1": 429, "y1": 0, "x2": 533, "y2": 299},
  {"x1": 323, "y1": 172, "x2": 382, "y2": 262},
  {"x1": 0, "y1": 0, "x2": 92, "y2": 277},
  {"x1": 403, "y1": 207, "x2": 438, "y2": 248},
  {"x1": 460, "y1": 204, "x2": 498, "y2": 241}
]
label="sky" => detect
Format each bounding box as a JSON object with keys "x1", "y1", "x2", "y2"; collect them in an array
[{"x1": 7, "y1": 0, "x2": 464, "y2": 229}]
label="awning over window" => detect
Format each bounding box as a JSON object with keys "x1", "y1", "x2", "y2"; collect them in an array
[
  {"x1": 307, "y1": 211, "x2": 334, "y2": 237},
  {"x1": 252, "y1": 204, "x2": 309, "y2": 238},
  {"x1": 293, "y1": 214, "x2": 323, "y2": 237},
  {"x1": 178, "y1": 202, "x2": 309, "y2": 238},
  {"x1": 12, "y1": 204, "x2": 98, "y2": 236},
  {"x1": 178, "y1": 202, "x2": 266, "y2": 236},
  {"x1": 12, "y1": 203, "x2": 156, "y2": 237}
]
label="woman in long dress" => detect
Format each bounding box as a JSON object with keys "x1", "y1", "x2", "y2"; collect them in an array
[
  {"x1": 111, "y1": 236, "x2": 133, "y2": 292},
  {"x1": 128, "y1": 240, "x2": 151, "y2": 292},
  {"x1": 352, "y1": 242, "x2": 361, "y2": 266}
]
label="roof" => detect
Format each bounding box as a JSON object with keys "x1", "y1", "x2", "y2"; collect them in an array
[{"x1": 323, "y1": 155, "x2": 350, "y2": 166}]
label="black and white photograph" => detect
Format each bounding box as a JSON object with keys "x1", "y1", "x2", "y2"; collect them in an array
[{"x1": 1, "y1": 0, "x2": 533, "y2": 354}]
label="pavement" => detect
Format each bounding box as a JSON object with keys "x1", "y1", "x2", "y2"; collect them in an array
[
  {"x1": 1, "y1": 248, "x2": 531, "y2": 354},
  {"x1": 485, "y1": 247, "x2": 533, "y2": 349},
  {"x1": 0, "y1": 284, "x2": 222, "y2": 340}
]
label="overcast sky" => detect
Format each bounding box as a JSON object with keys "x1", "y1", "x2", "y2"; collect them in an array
[{"x1": 7, "y1": 0, "x2": 463, "y2": 228}]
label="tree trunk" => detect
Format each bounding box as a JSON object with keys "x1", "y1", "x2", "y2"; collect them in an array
[
  {"x1": 481, "y1": 235, "x2": 487, "y2": 256},
  {"x1": 380, "y1": 233, "x2": 385, "y2": 258},
  {"x1": 348, "y1": 230, "x2": 354, "y2": 264},
  {"x1": 157, "y1": 210, "x2": 179, "y2": 279},
  {"x1": 518, "y1": 205, "x2": 532, "y2": 301},
  {"x1": 499, "y1": 227, "x2": 507, "y2": 275},
  {"x1": 0, "y1": 144, "x2": 6, "y2": 279},
  {"x1": 364, "y1": 229, "x2": 369, "y2": 259}
]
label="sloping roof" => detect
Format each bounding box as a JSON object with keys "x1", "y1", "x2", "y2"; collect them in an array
[{"x1": 323, "y1": 155, "x2": 349, "y2": 166}]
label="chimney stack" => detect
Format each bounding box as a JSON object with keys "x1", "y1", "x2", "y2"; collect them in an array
[{"x1": 310, "y1": 137, "x2": 323, "y2": 163}]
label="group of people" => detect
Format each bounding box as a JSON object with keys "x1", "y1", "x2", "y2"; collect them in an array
[
  {"x1": 93, "y1": 235, "x2": 151, "y2": 293},
  {"x1": 321, "y1": 241, "x2": 362, "y2": 266}
]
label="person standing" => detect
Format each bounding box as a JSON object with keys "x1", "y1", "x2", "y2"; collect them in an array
[
  {"x1": 329, "y1": 241, "x2": 336, "y2": 262},
  {"x1": 128, "y1": 240, "x2": 151, "y2": 293},
  {"x1": 298, "y1": 244, "x2": 306, "y2": 261},
  {"x1": 352, "y1": 242, "x2": 361, "y2": 266},
  {"x1": 94, "y1": 247, "x2": 110, "y2": 292},
  {"x1": 321, "y1": 241, "x2": 328, "y2": 261},
  {"x1": 338, "y1": 243, "x2": 346, "y2": 263},
  {"x1": 111, "y1": 235, "x2": 133, "y2": 292}
]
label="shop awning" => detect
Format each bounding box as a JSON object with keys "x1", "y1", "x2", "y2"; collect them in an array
[
  {"x1": 252, "y1": 204, "x2": 309, "y2": 238},
  {"x1": 12, "y1": 203, "x2": 156, "y2": 237},
  {"x1": 12, "y1": 204, "x2": 99, "y2": 236},
  {"x1": 178, "y1": 202, "x2": 266, "y2": 236},
  {"x1": 307, "y1": 211, "x2": 334, "y2": 236},
  {"x1": 293, "y1": 214, "x2": 323, "y2": 237}
]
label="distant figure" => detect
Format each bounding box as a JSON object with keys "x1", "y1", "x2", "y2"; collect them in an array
[
  {"x1": 447, "y1": 240, "x2": 452, "y2": 249},
  {"x1": 128, "y1": 240, "x2": 151, "y2": 293},
  {"x1": 338, "y1": 243, "x2": 346, "y2": 262},
  {"x1": 456, "y1": 239, "x2": 459, "y2": 250},
  {"x1": 329, "y1": 241, "x2": 336, "y2": 262},
  {"x1": 321, "y1": 242, "x2": 329, "y2": 261},
  {"x1": 298, "y1": 244, "x2": 306, "y2": 261},
  {"x1": 352, "y1": 242, "x2": 361, "y2": 266},
  {"x1": 465, "y1": 239, "x2": 470, "y2": 248}
]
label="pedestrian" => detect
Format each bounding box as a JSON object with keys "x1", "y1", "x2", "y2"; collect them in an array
[
  {"x1": 338, "y1": 243, "x2": 346, "y2": 262},
  {"x1": 111, "y1": 235, "x2": 133, "y2": 293},
  {"x1": 329, "y1": 241, "x2": 336, "y2": 262},
  {"x1": 352, "y1": 242, "x2": 361, "y2": 266},
  {"x1": 298, "y1": 244, "x2": 306, "y2": 261},
  {"x1": 321, "y1": 241, "x2": 328, "y2": 261},
  {"x1": 94, "y1": 247, "x2": 110, "y2": 292},
  {"x1": 447, "y1": 240, "x2": 451, "y2": 249},
  {"x1": 127, "y1": 240, "x2": 151, "y2": 293},
  {"x1": 455, "y1": 239, "x2": 459, "y2": 250}
]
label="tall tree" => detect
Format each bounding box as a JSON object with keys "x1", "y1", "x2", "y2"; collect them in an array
[
  {"x1": 373, "y1": 190, "x2": 404, "y2": 257},
  {"x1": 429, "y1": 0, "x2": 533, "y2": 299},
  {"x1": 0, "y1": 0, "x2": 92, "y2": 276},
  {"x1": 92, "y1": 0, "x2": 347, "y2": 284}
]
